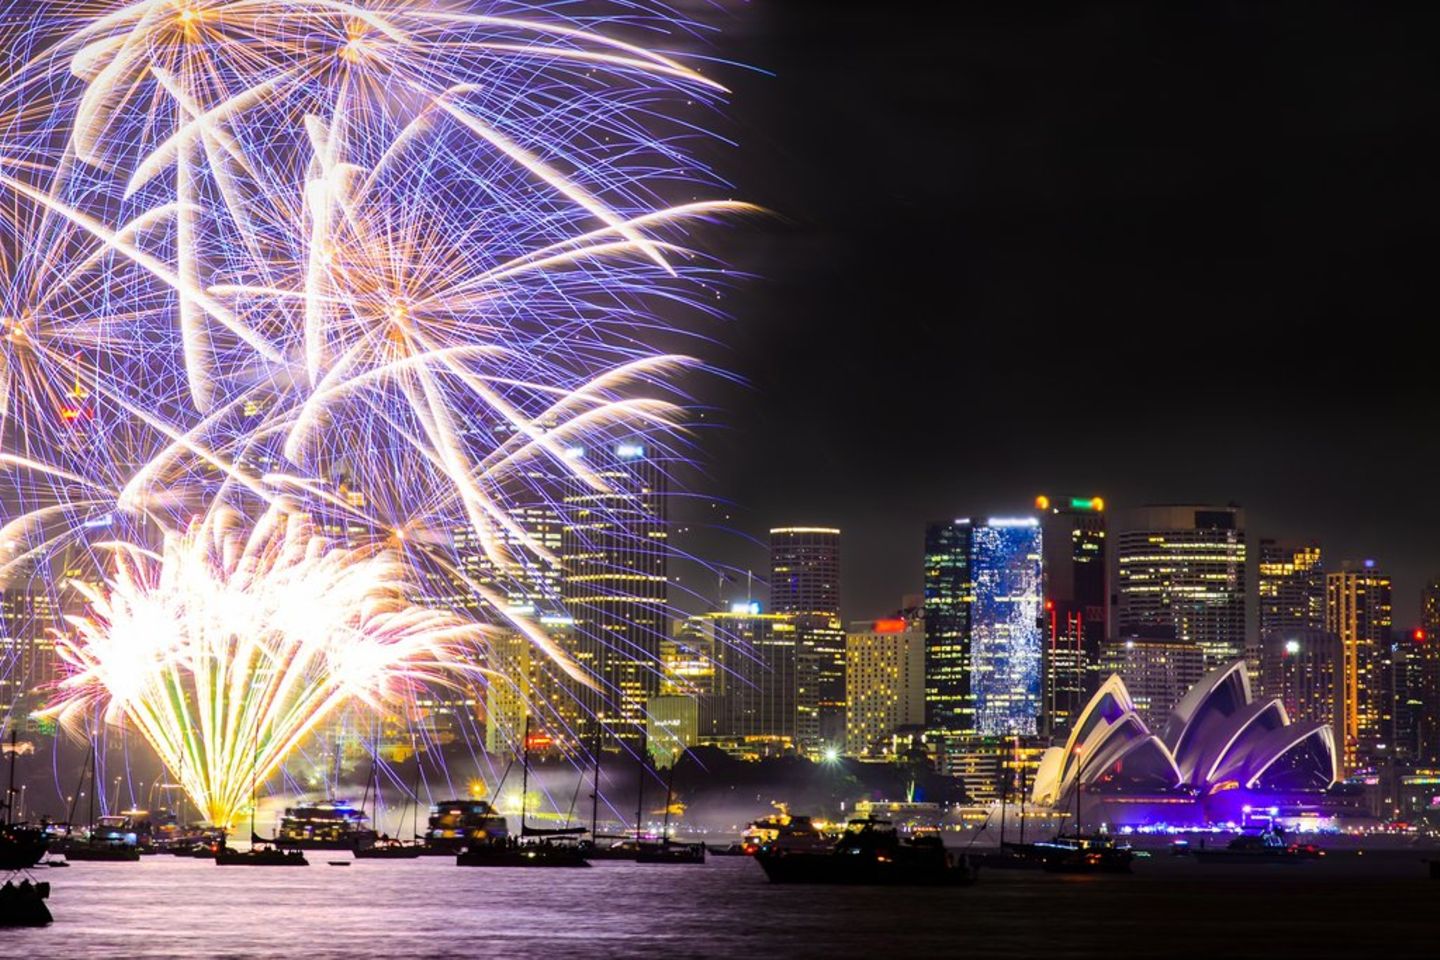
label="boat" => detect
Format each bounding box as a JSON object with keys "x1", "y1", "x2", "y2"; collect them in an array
[
  {"x1": 351, "y1": 734, "x2": 425, "y2": 859},
  {"x1": 457, "y1": 837, "x2": 590, "y2": 868},
  {"x1": 580, "y1": 838, "x2": 642, "y2": 861},
  {"x1": 215, "y1": 843, "x2": 309, "y2": 867},
  {"x1": 0, "y1": 732, "x2": 49, "y2": 871},
  {"x1": 635, "y1": 840, "x2": 705, "y2": 864},
  {"x1": 634, "y1": 751, "x2": 703, "y2": 865},
  {"x1": 706, "y1": 842, "x2": 747, "y2": 857},
  {"x1": 755, "y1": 817, "x2": 977, "y2": 886},
  {"x1": 741, "y1": 805, "x2": 833, "y2": 856},
  {"x1": 1031, "y1": 834, "x2": 1134, "y2": 874},
  {"x1": 977, "y1": 841, "x2": 1044, "y2": 871},
  {"x1": 53, "y1": 741, "x2": 141, "y2": 862},
  {"x1": 0, "y1": 877, "x2": 51, "y2": 927},
  {"x1": 276, "y1": 800, "x2": 377, "y2": 851},
  {"x1": 354, "y1": 837, "x2": 423, "y2": 859},
  {"x1": 423, "y1": 800, "x2": 510, "y2": 855},
  {"x1": 1193, "y1": 830, "x2": 1312, "y2": 864}
]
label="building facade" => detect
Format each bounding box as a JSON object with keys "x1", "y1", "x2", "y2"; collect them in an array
[
  {"x1": 769, "y1": 527, "x2": 840, "y2": 617},
  {"x1": 1259, "y1": 627, "x2": 1343, "y2": 731},
  {"x1": 561, "y1": 443, "x2": 668, "y2": 744},
  {"x1": 1114, "y1": 505, "x2": 1247, "y2": 669},
  {"x1": 1326, "y1": 565, "x2": 1393, "y2": 773},
  {"x1": 1256, "y1": 539, "x2": 1324, "y2": 687},
  {"x1": 1099, "y1": 632, "x2": 1207, "y2": 731},
  {"x1": 922, "y1": 520, "x2": 972, "y2": 734},
  {"x1": 846, "y1": 616, "x2": 926, "y2": 758},
  {"x1": 1036, "y1": 495, "x2": 1107, "y2": 738}
]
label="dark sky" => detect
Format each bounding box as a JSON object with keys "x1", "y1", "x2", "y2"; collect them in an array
[{"x1": 672, "y1": 2, "x2": 1440, "y2": 623}]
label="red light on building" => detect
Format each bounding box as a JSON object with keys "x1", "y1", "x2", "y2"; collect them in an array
[
  {"x1": 873, "y1": 618, "x2": 906, "y2": 633},
  {"x1": 525, "y1": 732, "x2": 553, "y2": 750},
  {"x1": 1045, "y1": 599, "x2": 1055, "y2": 611},
  {"x1": 1415, "y1": 628, "x2": 1427, "y2": 643}
]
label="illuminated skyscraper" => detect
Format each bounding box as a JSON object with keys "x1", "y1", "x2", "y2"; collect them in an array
[
  {"x1": 1326, "y1": 564, "x2": 1393, "y2": 772},
  {"x1": 845, "y1": 615, "x2": 926, "y2": 757},
  {"x1": 922, "y1": 520, "x2": 972, "y2": 733},
  {"x1": 1418, "y1": 580, "x2": 1440, "y2": 763},
  {"x1": 769, "y1": 527, "x2": 844, "y2": 746},
  {"x1": 561, "y1": 443, "x2": 668, "y2": 744},
  {"x1": 971, "y1": 519, "x2": 1045, "y2": 736},
  {"x1": 1035, "y1": 495, "x2": 1106, "y2": 737},
  {"x1": 1115, "y1": 505, "x2": 1247, "y2": 669},
  {"x1": 1099, "y1": 631, "x2": 1206, "y2": 731},
  {"x1": 1256, "y1": 540, "x2": 1324, "y2": 687},
  {"x1": 923, "y1": 517, "x2": 1045, "y2": 737},
  {"x1": 1260, "y1": 628, "x2": 1343, "y2": 730},
  {"x1": 769, "y1": 527, "x2": 840, "y2": 617},
  {"x1": 673, "y1": 609, "x2": 802, "y2": 754}
]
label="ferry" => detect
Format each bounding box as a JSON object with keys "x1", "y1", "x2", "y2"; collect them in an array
[
  {"x1": 275, "y1": 800, "x2": 377, "y2": 851},
  {"x1": 423, "y1": 799, "x2": 509, "y2": 854}
]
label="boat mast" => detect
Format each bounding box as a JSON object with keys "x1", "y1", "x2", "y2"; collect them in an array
[
  {"x1": 1018, "y1": 737, "x2": 1027, "y2": 846},
  {"x1": 660, "y1": 753, "x2": 678, "y2": 846},
  {"x1": 589, "y1": 726, "x2": 601, "y2": 841},
  {"x1": 88, "y1": 737, "x2": 96, "y2": 832},
  {"x1": 519, "y1": 715, "x2": 531, "y2": 834},
  {"x1": 634, "y1": 728, "x2": 646, "y2": 847},
  {"x1": 5, "y1": 727, "x2": 16, "y2": 826},
  {"x1": 998, "y1": 752, "x2": 1008, "y2": 849}
]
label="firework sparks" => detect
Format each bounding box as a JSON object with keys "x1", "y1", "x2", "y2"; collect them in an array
[{"x1": 46, "y1": 505, "x2": 486, "y2": 827}]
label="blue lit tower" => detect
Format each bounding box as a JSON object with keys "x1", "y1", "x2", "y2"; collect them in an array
[
  {"x1": 970, "y1": 519, "x2": 1045, "y2": 736},
  {"x1": 923, "y1": 517, "x2": 1045, "y2": 736}
]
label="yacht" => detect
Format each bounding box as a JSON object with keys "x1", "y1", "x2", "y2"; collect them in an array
[{"x1": 276, "y1": 800, "x2": 377, "y2": 851}]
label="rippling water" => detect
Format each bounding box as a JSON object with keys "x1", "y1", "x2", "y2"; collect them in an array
[{"x1": 8, "y1": 848, "x2": 1438, "y2": 959}]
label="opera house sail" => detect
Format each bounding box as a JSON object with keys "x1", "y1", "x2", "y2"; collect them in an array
[{"x1": 1030, "y1": 661, "x2": 1341, "y2": 827}]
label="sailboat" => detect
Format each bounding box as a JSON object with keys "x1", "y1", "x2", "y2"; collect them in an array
[
  {"x1": 978, "y1": 738, "x2": 1041, "y2": 870},
  {"x1": 0, "y1": 730, "x2": 48, "y2": 871},
  {"x1": 580, "y1": 728, "x2": 641, "y2": 861},
  {"x1": 60, "y1": 740, "x2": 139, "y2": 862},
  {"x1": 457, "y1": 718, "x2": 588, "y2": 868},
  {"x1": 354, "y1": 731, "x2": 422, "y2": 859},
  {"x1": 215, "y1": 727, "x2": 307, "y2": 866},
  {"x1": 634, "y1": 750, "x2": 703, "y2": 865}
]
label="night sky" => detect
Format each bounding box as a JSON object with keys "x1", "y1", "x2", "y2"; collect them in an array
[{"x1": 669, "y1": 3, "x2": 1440, "y2": 623}]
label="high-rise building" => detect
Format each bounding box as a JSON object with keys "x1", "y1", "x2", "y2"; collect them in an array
[
  {"x1": 1036, "y1": 495, "x2": 1106, "y2": 737},
  {"x1": 1260, "y1": 628, "x2": 1343, "y2": 730},
  {"x1": 769, "y1": 527, "x2": 844, "y2": 747},
  {"x1": 1420, "y1": 581, "x2": 1440, "y2": 764},
  {"x1": 769, "y1": 527, "x2": 840, "y2": 617},
  {"x1": 1256, "y1": 540, "x2": 1324, "y2": 686},
  {"x1": 971, "y1": 520, "x2": 1045, "y2": 736},
  {"x1": 1099, "y1": 632, "x2": 1207, "y2": 731},
  {"x1": 561, "y1": 443, "x2": 668, "y2": 744},
  {"x1": 922, "y1": 517, "x2": 1044, "y2": 737},
  {"x1": 845, "y1": 615, "x2": 926, "y2": 758},
  {"x1": 671, "y1": 608, "x2": 808, "y2": 756},
  {"x1": 922, "y1": 520, "x2": 972, "y2": 734},
  {"x1": 1326, "y1": 564, "x2": 1393, "y2": 773},
  {"x1": 1115, "y1": 505, "x2": 1247, "y2": 669}
]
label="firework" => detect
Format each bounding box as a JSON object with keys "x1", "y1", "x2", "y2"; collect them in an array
[
  {"x1": 46, "y1": 504, "x2": 486, "y2": 828},
  {"x1": 0, "y1": 1, "x2": 746, "y2": 813}
]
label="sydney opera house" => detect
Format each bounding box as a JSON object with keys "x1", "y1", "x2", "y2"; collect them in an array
[{"x1": 1030, "y1": 660, "x2": 1345, "y2": 828}]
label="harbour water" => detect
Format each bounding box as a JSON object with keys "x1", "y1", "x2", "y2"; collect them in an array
[{"x1": 8, "y1": 847, "x2": 1437, "y2": 959}]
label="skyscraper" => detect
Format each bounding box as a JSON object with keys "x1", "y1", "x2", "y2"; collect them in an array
[
  {"x1": 769, "y1": 527, "x2": 843, "y2": 746},
  {"x1": 845, "y1": 615, "x2": 926, "y2": 757},
  {"x1": 1260, "y1": 628, "x2": 1343, "y2": 730},
  {"x1": 1326, "y1": 564, "x2": 1393, "y2": 773},
  {"x1": 1256, "y1": 540, "x2": 1324, "y2": 687},
  {"x1": 922, "y1": 520, "x2": 972, "y2": 734},
  {"x1": 1036, "y1": 495, "x2": 1106, "y2": 737},
  {"x1": 971, "y1": 519, "x2": 1045, "y2": 736},
  {"x1": 769, "y1": 527, "x2": 841, "y2": 617},
  {"x1": 1099, "y1": 632, "x2": 1206, "y2": 731},
  {"x1": 923, "y1": 517, "x2": 1045, "y2": 737},
  {"x1": 561, "y1": 442, "x2": 668, "y2": 743},
  {"x1": 1418, "y1": 580, "x2": 1440, "y2": 763},
  {"x1": 1115, "y1": 505, "x2": 1247, "y2": 669}
]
